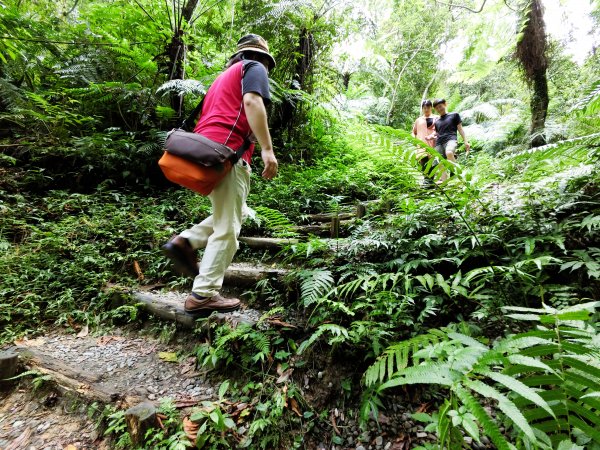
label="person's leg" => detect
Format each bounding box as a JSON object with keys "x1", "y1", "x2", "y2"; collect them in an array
[
  {"x1": 163, "y1": 201, "x2": 216, "y2": 278},
  {"x1": 435, "y1": 143, "x2": 448, "y2": 182},
  {"x1": 445, "y1": 140, "x2": 457, "y2": 162},
  {"x1": 180, "y1": 216, "x2": 214, "y2": 250},
  {"x1": 444, "y1": 141, "x2": 458, "y2": 179},
  {"x1": 191, "y1": 160, "x2": 251, "y2": 298},
  {"x1": 419, "y1": 156, "x2": 434, "y2": 187}
]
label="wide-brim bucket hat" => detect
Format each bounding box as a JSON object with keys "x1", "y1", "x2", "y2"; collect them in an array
[{"x1": 231, "y1": 34, "x2": 276, "y2": 70}]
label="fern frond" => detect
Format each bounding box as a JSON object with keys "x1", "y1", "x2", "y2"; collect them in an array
[
  {"x1": 297, "y1": 323, "x2": 349, "y2": 355},
  {"x1": 156, "y1": 79, "x2": 206, "y2": 97},
  {"x1": 364, "y1": 332, "x2": 444, "y2": 386},
  {"x1": 254, "y1": 206, "x2": 298, "y2": 237},
  {"x1": 454, "y1": 385, "x2": 512, "y2": 450},
  {"x1": 297, "y1": 269, "x2": 334, "y2": 306},
  {"x1": 478, "y1": 370, "x2": 556, "y2": 419},
  {"x1": 463, "y1": 379, "x2": 538, "y2": 443},
  {"x1": 377, "y1": 363, "x2": 456, "y2": 391}
]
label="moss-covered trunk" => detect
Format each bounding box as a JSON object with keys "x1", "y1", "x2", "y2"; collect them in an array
[{"x1": 516, "y1": 0, "x2": 549, "y2": 147}]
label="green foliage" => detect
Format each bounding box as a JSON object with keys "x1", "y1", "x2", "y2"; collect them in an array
[
  {"x1": 364, "y1": 303, "x2": 600, "y2": 449},
  {"x1": 0, "y1": 189, "x2": 201, "y2": 343}
]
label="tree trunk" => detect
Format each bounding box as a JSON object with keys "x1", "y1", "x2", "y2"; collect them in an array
[
  {"x1": 167, "y1": 0, "x2": 199, "y2": 117},
  {"x1": 515, "y1": 0, "x2": 549, "y2": 147},
  {"x1": 271, "y1": 27, "x2": 315, "y2": 145},
  {"x1": 530, "y1": 69, "x2": 549, "y2": 147}
]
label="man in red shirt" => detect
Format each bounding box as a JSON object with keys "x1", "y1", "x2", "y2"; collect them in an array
[{"x1": 162, "y1": 34, "x2": 278, "y2": 315}]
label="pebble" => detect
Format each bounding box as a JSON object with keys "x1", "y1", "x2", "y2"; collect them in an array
[
  {"x1": 384, "y1": 443, "x2": 391, "y2": 450},
  {"x1": 416, "y1": 432, "x2": 428, "y2": 438},
  {"x1": 356, "y1": 446, "x2": 366, "y2": 450},
  {"x1": 464, "y1": 436, "x2": 473, "y2": 445},
  {"x1": 12, "y1": 420, "x2": 25, "y2": 428},
  {"x1": 148, "y1": 394, "x2": 157, "y2": 400},
  {"x1": 37, "y1": 422, "x2": 51, "y2": 433},
  {"x1": 375, "y1": 436, "x2": 383, "y2": 446}
]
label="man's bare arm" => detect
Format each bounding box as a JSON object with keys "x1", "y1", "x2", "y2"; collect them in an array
[
  {"x1": 243, "y1": 92, "x2": 278, "y2": 179},
  {"x1": 457, "y1": 123, "x2": 471, "y2": 154}
]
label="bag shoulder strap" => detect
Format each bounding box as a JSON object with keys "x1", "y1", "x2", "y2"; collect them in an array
[
  {"x1": 180, "y1": 97, "x2": 204, "y2": 132},
  {"x1": 181, "y1": 62, "x2": 251, "y2": 160}
]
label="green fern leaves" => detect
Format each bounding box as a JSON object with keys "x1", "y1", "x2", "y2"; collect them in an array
[{"x1": 364, "y1": 303, "x2": 600, "y2": 449}]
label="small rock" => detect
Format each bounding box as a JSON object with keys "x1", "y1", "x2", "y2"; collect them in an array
[
  {"x1": 481, "y1": 436, "x2": 491, "y2": 445},
  {"x1": 317, "y1": 371, "x2": 323, "y2": 379},
  {"x1": 347, "y1": 436, "x2": 354, "y2": 445},
  {"x1": 375, "y1": 436, "x2": 383, "y2": 446},
  {"x1": 238, "y1": 426, "x2": 247, "y2": 434},
  {"x1": 416, "y1": 432, "x2": 428, "y2": 438},
  {"x1": 37, "y1": 422, "x2": 51, "y2": 433},
  {"x1": 356, "y1": 446, "x2": 366, "y2": 450},
  {"x1": 464, "y1": 436, "x2": 473, "y2": 445},
  {"x1": 384, "y1": 443, "x2": 392, "y2": 450},
  {"x1": 148, "y1": 393, "x2": 156, "y2": 400},
  {"x1": 12, "y1": 420, "x2": 25, "y2": 428}
]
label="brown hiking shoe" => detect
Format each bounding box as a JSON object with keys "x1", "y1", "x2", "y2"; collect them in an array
[
  {"x1": 162, "y1": 236, "x2": 198, "y2": 277},
  {"x1": 184, "y1": 292, "x2": 242, "y2": 316}
]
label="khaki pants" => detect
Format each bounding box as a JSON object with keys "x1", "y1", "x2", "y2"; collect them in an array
[{"x1": 180, "y1": 159, "x2": 251, "y2": 297}]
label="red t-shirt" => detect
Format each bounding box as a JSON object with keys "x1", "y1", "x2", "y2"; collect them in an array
[{"x1": 194, "y1": 61, "x2": 270, "y2": 164}]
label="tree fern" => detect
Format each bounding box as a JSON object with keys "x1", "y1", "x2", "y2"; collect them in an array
[{"x1": 155, "y1": 79, "x2": 205, "y2": 97}]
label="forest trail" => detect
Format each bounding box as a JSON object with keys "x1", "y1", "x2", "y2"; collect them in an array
[
  {"x1": 1, "y1": 203, "x2": 448, "y2": 450},
  {"x1": 2, "y1": 329, "x2": 216, "y2": 449}
]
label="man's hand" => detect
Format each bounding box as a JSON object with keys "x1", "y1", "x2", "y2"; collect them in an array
[
  {"x1": 464, "y1": 142, "x2": 471, "y2": 156},
  {"x1": 261, "y1": 149, "x2": 278, "y2": 180}
]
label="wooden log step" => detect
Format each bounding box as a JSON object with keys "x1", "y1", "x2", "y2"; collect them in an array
[
  {"x1": 0, "y1": 349, "x2": 18, "y2": 380},
  {"x1": 239, "y1": 236, "x2": 299, "y2": 249},
  {"x1": 224, "y1": 262, "x2": 288, "y2": 286},
  {"x1": 125, "y1": 402, "x2": 158, "y2": 445},
  {"x1": 305, "y1": 212, "x2": 356, "y2": 222},
  {"x1": 132, "y1": 291, "x2": 260, "y2": 329},
  {"x1": 293, "y1": 220, "x2": 354, "y2": 237}
]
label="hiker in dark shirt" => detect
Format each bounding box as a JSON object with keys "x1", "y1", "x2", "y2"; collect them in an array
[{"x1": 432, "y1": 98, "x2": 470, "y2": 182}]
